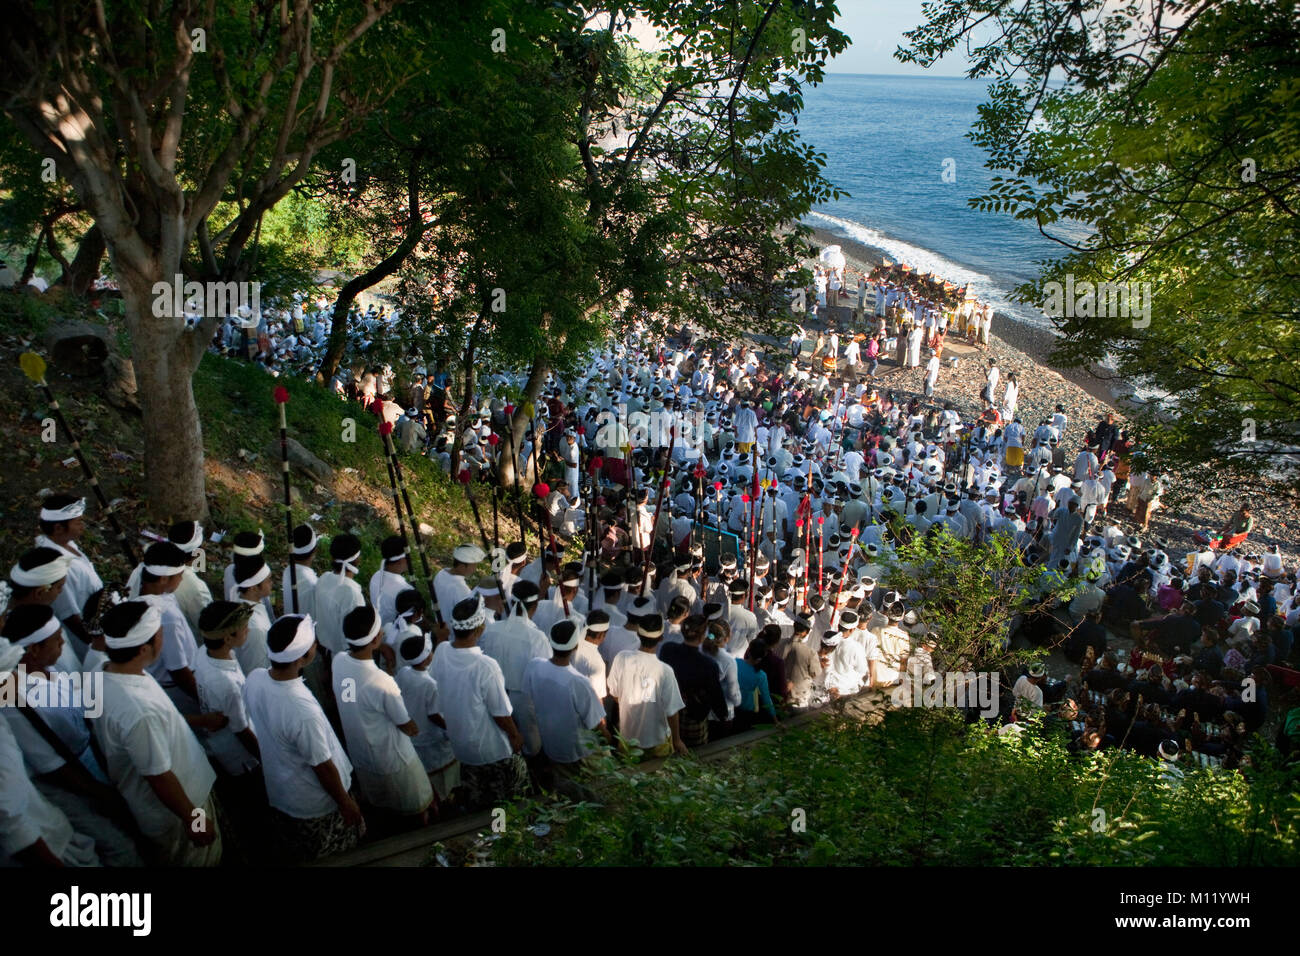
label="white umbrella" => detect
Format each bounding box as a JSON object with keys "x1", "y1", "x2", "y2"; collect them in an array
[{"x1": 819, "y1": 245, "x2": 846, "y2": 270}]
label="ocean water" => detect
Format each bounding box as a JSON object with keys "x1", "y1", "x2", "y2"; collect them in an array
[{"x1": 796, "y1": 73, "x2": 1089, "y2": 331}]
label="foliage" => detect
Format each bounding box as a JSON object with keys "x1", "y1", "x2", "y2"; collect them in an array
[
  {"x1": 877, "y1": 528, "x2": 1080, "y2": 674},
  {"x1": 484, "y1": 707, "x2": 1300, "y2": 867},
  {"x1": 897, "y1": 0, "x2": 1300, "y2": 505}
]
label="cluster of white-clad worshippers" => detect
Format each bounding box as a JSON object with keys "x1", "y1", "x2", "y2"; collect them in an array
[{"x1": 5, "y1": 306, "x2": 1297, "y2": 868}]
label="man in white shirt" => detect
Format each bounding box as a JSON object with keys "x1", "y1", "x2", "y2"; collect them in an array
[
  {"x1": 231, "y1": 554, "x2": 273, "y2": 674},
  {"x1": 223, "y1": 531, "x2": 273, "y2": 617},
  {"x1": 479, "y1": 580, "x2": 552, "y2": 756},
  {"x1": 393, "y1": 626, "x2": 459, "y2": 803},
  {"x1": 244, "y1": 614, "x2": 364, "y2": 863},
  {"x1": 524, "y1": 619, "x2": 609, "y2": 797},
  {"x1": 431, "y1": 595, "x2": 527, "y2": 810},
  {"x1": 194, "y1": 602, "x2": 261, "y2": 778},
  {"x1": 36, "y1": 494, "x2": 104, "y2": 657},
  {"x1": 434, "y1": 544, "x2": 484, "y2": 628},
  {"x1": 137, "y1": 542, "x2": 203, "y2": 712},
  {"x1": 607, "y1": 613, "x2": 687, "y2": 757},
  {"x1": 572, "y1": 610, "x2": 611, "y2": 702},
  {"x1": 1011, "y1": 663, "x2": 1046, "y2": 710},
  {"x1": 369, "y1": 535, "x2": 412, "y2": 626},
  {"x1": 0, "y1": 635, "x2": 100, "y2": 866},
  {"x1": 94, "y1": 601, "x2": 221, "y2": 866},
  {"x1": 313, "y1": 534, "x2": 367, "y2": 658},
  {"x1": 282, "y1": 523, "x2": 320, "y2": 619},
  {"x1": 333, "y1": 607, "x2": 432, "y2": 822}
]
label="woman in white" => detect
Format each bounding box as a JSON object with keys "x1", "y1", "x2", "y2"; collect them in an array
[{"x1": 1001, "y1": 371, "x2": 1020, "y2": 422}]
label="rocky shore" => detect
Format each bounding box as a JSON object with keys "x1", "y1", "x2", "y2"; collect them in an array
[{"x1": 795, "y1": 224, "x2": 1299, "y2": 558}]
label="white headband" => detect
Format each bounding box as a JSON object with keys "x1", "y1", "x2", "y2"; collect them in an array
[
  {"x1": 398, "y1": 631, "x2": 433, "y2": 666},
  {"x1": 105, "y1": 605, "x2": 163, "y2": 650},
  {"x1": 291, "y1": 527, "x2": 318, "y2": 556},
  {"x1": 345, "y1": 610, "x2": 382, "y2": 647},
  {"x1": 144, "y1": 561, "x2": 186, "y2": 578},
  {"x1": 232, "y1": 532, "x2": 265, "y2": 557},
  {"x1": 40, "y1": 498, "x2": 86, "y2": 523},
  {"x1": 171, "y1": 524, "x2": 204, "y2": 553},
  {"x1": 336, "y1": 549, "x2": 362, "y2": 575},
  {"x1": 10, "y1": 555, "x2": 71, "y2": 587},
  {"x1": 268, "y1": 615, "x2": 317, "y2": 664},
  {"x1": 236, "y1": 563, "x2": 271, "y2": 591},
  {"x1": 453, "y1": 596, "x2": 487, "y2": 632},
  {"x1": 13, "y1": 614, "x2": 62, "y2": 648}
]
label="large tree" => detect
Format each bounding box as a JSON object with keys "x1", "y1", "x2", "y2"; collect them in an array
[
  {"x1": 490, "y1": 0, "x2": 851, "y2": 486},
  {"x1": 898, "y1": 0, "x2": 1300, "y2": 505},
  {"x1": 0, "y1": 0, "x2": 437, "y2": 519}
]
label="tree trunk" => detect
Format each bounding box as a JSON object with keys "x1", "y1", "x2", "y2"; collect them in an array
[
  {"x1": 55, "y1": 225, "x2": 106, "y2": 297},
  {"x1": 315, "y1": 154, "x2": 432, "y2": 383},
  {"x1": 497, "y1": 354, "x2": 550, "y2": 490},
  {"x1": 119, "y1": 273, "x2": 210, "y2": 521}
]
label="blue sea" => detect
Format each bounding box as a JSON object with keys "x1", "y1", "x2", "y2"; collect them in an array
[{"x1": 796, "y1": 73, "x2": 1090, "y2": 331}]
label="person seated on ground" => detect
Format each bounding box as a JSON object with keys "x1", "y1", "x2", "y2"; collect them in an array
[
  {"x1": 1126, "y1": 702, "x2": 1171, "y2": 758},
  {"x1": 1082, "y1": 650, "x2": 1127, "y2": 694},
  {"x1": 1127, "y1": 664, "x2": 1174, "y2": 709},
  {"x1": 1062, "y1": 608, "x2": 1108, "y2": 664},
  {"x1": 1173, "y1": 672, "x2": 1227, "y2": 723},
  {"x1": 1131, "y1": 599, "x2": 1200, "y2": 658},
  {"x1": 1102, "y1": 570, "x2": 1152, "y2": 631},
  {"x1": 1190, "y1": 627, "x2": 1225, "y2": 679}
]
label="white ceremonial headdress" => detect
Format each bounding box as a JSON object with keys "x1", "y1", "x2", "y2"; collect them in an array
[
  {"x1": 40, "y1": 498, "x2": 86, "y2": 523},
  {"x1": 104, "y1": 605, "x2": 163, "y2": 650}
]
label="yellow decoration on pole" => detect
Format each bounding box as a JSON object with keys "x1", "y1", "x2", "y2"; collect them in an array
[{"x1": 19, "y1": 351, "x2": 47, "y2": 384}]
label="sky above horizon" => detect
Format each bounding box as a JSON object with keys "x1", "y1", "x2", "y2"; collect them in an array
[{"x1": 826, "y1": 0, "x2": 973, "y2": 77}]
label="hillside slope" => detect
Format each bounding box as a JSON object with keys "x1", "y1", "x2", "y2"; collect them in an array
[{"x1": 0, "y1": 290, "x2": 523, "y2": 592}]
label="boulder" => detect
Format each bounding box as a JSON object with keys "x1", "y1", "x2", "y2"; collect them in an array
[
  {"x1": 264, "y1": 437, "x2": 333, "y2": 483},
  {"x1": 340, "y1": 500, "x2": 378, "y2": 528}
]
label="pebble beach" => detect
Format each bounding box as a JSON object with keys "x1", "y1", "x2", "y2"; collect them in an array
[{"x1": 800, "y1": 224, "x2": 1300, "y2": 560}]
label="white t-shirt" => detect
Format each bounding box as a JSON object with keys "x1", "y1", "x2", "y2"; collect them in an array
[
  {"x1": 332, "y1": 653, "x2": 417, "y2": 775},
  {"x1": 523, "y1": 659, "x2": 605, "y2": 764},
  {"x1": 92, "y1": 671, "x2": 216, "y2": 840},
  {"x1": 571, "y1": 639, "x2": 608, "y2": 699},
  {"x1": 137, "y1": 593, "x2": 199, "y2": 691},
  {"x1": 394, "y1": 665, "x2": 456, "y2": 772},
  {"x1": 480, "y1": 615, "x2": 552, "y2": 692},
  {"x1": 430, "y1": 644, "x2": 513, "y2": 766},
  {"x1": 313, "y1": 573, "x2": 365, "y2": 655},
  {"x1": 234, "y1": 601, "x2": 271, "y2": 675},
  {"x1": 282, "y1": 564, "x2": 319, "y2": 619},
  {"x1": 193, "y1": 650, "x2": 259, "y2": 775},
  {"x1": 369, "y1": 568, "x2": 411, "y2": 626},
  {"x1": 243, "y1": 669, "x2": 353, "y2": 819},
  {"x1": 433, "y1": 569, "x2": 473, "y2": 624},
  {"x1": 0, "y1": 719, "x2": 94, "y2": 865},
  {"x1": 607, "y1": 649, "x2": 685, "y2": 750},
  {"x1": 38, "y1": 536, "x2": 102, "y2": 624}
]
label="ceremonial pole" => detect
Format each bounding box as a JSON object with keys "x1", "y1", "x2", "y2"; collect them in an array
[
  {"x1": 20, "y1": 352, "x2": 138, "y2": 566},
  {"x1": 273, "y1": 386, "x2": 300, "y2": 613},
  {"x1": 459, "y1": 469, "x2": 507, "y2": 600},
  {"x1": 817, "y1": 515, "x2": 825, "y2": 598},
  {"x1": 643, "y1": 425, "x2": 676, "y2": 581},
  {"x1": 380, "y1": 422, "x2": 439, "y2": 624}
]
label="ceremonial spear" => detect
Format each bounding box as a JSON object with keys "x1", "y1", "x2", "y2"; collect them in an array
[
  {"x1": 379, "y1": 421, "x2": 439, "y2": 624},
  {"x1": 273, "y1": 386, "x2": 300, "y2": 613},
  {"x1": 643, "y1": 424, "x2": 677, "y2": 583},
  {"x1": 20, "y1": 352, "x2": 138, "y2": 566},
  {"x1": 458, "y1": 468, "x2": 507, "y2": 600}
]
